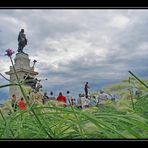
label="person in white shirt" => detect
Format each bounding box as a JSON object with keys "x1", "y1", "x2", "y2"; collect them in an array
[
  {"x1": 80, "y1": 93, "x2": 86, "y2": 109},
  {"x1": 98, "y1": 90, "x2": 108, "y2": 105},
  {"x1": 66, "y1": 91, "x2": 72, "y2": 106},
  {"x1": 77, "y1": 93, "x2": 82, "y2": 109}
]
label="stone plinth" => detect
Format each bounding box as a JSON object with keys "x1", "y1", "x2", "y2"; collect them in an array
[{"x1": 5, "y1": 52, "x2": 38, "y2": 99}]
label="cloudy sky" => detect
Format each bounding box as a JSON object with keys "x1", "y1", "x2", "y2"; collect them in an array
[{"x1": 0, "y1": 9, "x2": 148, "y2": 102}]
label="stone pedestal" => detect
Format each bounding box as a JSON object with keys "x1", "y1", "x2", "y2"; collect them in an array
[{"x1": 5, "y1": 52, "x2": 38, "y2": 99}]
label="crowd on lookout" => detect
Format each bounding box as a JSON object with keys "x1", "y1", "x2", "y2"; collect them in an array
[{"x1": 9, "y1": 82, "x2": 125, "y2": 113}]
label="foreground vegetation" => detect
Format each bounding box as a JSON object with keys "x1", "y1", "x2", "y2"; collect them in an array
[
  {"x1": 0, "y1": 71, "x2": 148, "y2": 139},
  {"x1": 0, "y1": 91, "x2": 148, "y2": 139}
]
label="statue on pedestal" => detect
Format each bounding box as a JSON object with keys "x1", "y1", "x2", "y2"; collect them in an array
[{"x1": 18, "y1": 29, "x2": 27, "y2": 53}]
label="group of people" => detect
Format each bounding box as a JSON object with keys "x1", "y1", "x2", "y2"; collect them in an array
[
  {"x1": 53, "y1": 89, "x2": 119, "y2": 109},
  {"x1": 10, "y1": 82, "x2": 120, "y2": 112},
  {"x1": 11, "y1": 94, "x2": 26, "y2": 112}
]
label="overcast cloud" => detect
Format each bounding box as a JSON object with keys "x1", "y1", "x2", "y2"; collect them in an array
[{"x1": 0, "y1": 9, "x2": 148, "y2": 101}]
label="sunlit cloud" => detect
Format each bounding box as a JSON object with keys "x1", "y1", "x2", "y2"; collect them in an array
[{"x1": 109, "y1": 15, "x2": 130, "y2": 29}]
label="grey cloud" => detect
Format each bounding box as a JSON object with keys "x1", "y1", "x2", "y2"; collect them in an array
[{"x1": 0, "y1": 9, "x2": 148, "y2": 100}]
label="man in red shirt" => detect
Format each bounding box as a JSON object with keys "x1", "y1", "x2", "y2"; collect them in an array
[
  {"x1": 18, "y1": 97, "x2": 26, "y2": 110},
  {"x1": 56, "y1": 92, "x2": 66, "y2": 107}
]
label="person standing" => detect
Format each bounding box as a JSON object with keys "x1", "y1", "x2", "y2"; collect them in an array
[
  {"x1": 97, "y1": 90, "x2": 108, "y2": 105},
  {"x1": 66, "y1": 91, "x2": 72, "y2": 106},
  {"x1": 84, "y1": 82, "x2": 90, "y2": 98},
  {"x1": 42, "y1": 92, "x2": 49, "y2": 104},
  {"x1": 80, "y1": 94, "x2": 87, "y2": 109},
  {"x1": 77, "y1": 93, "x2": 82, "y2": 109},
  {"x1": 11, "y1": 94, "x2": 18, "y2": 112},
  {"x1": 56, "y1": 92, "x2": 67, "y2": 107},
  {"x1": 49, "y1": 91, "x2": 56, "y2": 100},
  {"x1": 18, "y1": 97, "x2": 26, "y2": 111}
]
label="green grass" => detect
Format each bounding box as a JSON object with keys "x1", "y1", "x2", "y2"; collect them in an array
[{"x1": 0, "y1": 97, "x2": 148, "y2": 139}]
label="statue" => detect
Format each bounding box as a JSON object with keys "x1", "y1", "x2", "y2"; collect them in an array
[{"x1": 18, "y1": 29, "x2": 27, "y2": 53}]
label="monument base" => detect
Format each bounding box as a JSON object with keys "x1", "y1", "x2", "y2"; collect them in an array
[{"x1": 5, "y1": 52, "x2": 38, "y2": 99}]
